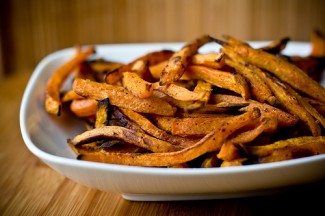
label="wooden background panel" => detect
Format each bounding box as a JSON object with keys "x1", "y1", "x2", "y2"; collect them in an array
[{"x1": 1, "y1": 0, "x2": 325, "y2": 77}]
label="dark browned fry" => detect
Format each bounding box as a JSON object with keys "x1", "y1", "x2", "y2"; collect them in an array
[
  {"x1": 78, "y1": 108, "x2": 261, "y2": 166},
  {"x1": 69, "y1": 126, "x2": 179, "y2": 153}
]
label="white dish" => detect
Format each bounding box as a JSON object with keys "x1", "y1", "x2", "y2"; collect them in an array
[{"x1": 20, "y1": 42, "x2": 325, "y2": 201}]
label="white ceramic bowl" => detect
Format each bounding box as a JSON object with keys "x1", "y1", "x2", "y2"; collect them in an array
[{"x1": 20, "y1": 42, "x2": 325, "y2": 201}]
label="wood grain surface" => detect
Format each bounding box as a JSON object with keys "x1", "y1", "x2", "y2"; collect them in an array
[
  {"x1": 0, "y1": 71, "x2": 324, "y2": 215},
  {"x1": 1, "y1": 0, "x2": 325, "y2": 76}
]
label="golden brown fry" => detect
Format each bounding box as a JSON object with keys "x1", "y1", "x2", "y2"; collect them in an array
[
  {"x1": 186, "y1": 65, "x2": 250, "y2": 99},
  {"x1": 150, "y1": 115, "x2": 175, "y2": 133},
  {"x1": 73, "y1": 78, "x2": 176, "y2": 116},
  {"x1": 159, "y1": 34, "x2": 212, "y2": 85},
  {"x1": 217, "y1": 118, "x2": 275, "y2": 161},
  {"x1": 87, "y1": 59, "x2": 124, "y2": 74},
  {"x1": 70, "y1": 99, "x2": 98, "y2": 117},
  {"x1": 106, "y1": 50, "x2": 174, "y2": 84},
  {"x1": 45, "y1": 46, "x2": 95, "y2": 115},
  {"x1": 215, "y1": 36, "x2": 325, "y2": 103},
  {"x1": 152, "y1": 82, "x2": 206, "y2": 102},
  {"x1": 243, "y1": 136, "x2": 325, "y2": 163},
  {"x1": 61, "y1": 90, "x2": 84, "y2": 102},
  {"x1": 190, "y1": 53, "x2": 225, "y2": 69},
  {"x1": 119, "y1": 108, "x2": 199, "y2": 148},
  {"x1": 69, "y1": 126, "x2": 179, "y2": 153},
  {"x1": 122, "y1": 72, "x2": 153, "y2": 98},
  {"x1": 171, "y1": 109, "x2": 261, "y2": 137},
  {"x1": 211, "y1": 94, "x2": 299, "y2": 127},
  {"x1": 284, "y1": 83, "x2": 325, "y2": 129},
  {"x1": 78, "y1": 108, "x2": 261, "y2": 166},
  {"x1": 184, "y1": 80, "x2": 212, "y2": 111},
  {"x1": 252, "y1": 68, "x2": 321, "y2": 136},
  {"x1": 223, "y1": 50, "x2": 277, "y2": 105}
]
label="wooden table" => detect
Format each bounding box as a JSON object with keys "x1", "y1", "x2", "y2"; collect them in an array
[{"x1": 0, "y1": 72, "x2": 324, "y2": 216}]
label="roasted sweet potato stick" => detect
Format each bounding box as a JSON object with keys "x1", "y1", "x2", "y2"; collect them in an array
[
  {"x1": 78, "y1": 109, "x2": 261, "y2": 166},
  {"x1": 211, "y1": 94, "x2": 299, "y2": 127},
  {"x1": 70, "y1": 99, "x2": 98, "y2": 117},
  {"x1": 122, "y1": 72, "x2": 153, "y2": 98},
  {"x1": 213, "y1": 36, "x2": 325, "y2": 103},
  {"x1": 159, "y1": 34, "x2": 212, "y2": 85},
  {"x1": 186, "y1": 65, "x2": 250, "y2": 99},
  {"x1": 223, "y1": 49, "x2": 277, "y2": 105},
  {"x1": 190, "y1": 53, "x2": 225, "y2": 69},
  {"x1": 106, "y1": 50, "x2": 174, "y2": 84},
  {"x1": 45, "y1": 46, "x2": 95, "y2": 115},
  {"x1": 94, "y1": 98, "x2": 111, "y2": 128},
  {"x1": 243, "y1": 136, "x2": 325, "y2": 163},
  {"x1": 119, "y1": 108, "x2": 199, "y2": 148},
  {"x1": 252, "y1": 68, "x2": 321, "y2": 136},
  {"x1": 152, "y1": 82, "x2": 206, "y2": 101},
  {"x1": 69, "y1": 126, "x2": 179, "y2": 153},
  {"x1": 73, "y1": 78, "x2": 176, "y2": 116}
]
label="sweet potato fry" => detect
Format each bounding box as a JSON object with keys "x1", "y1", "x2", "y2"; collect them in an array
[
  {"x1": 171, "y1": 109, "x2": 261, "y2": 137},
  {"x1": 242, "y1": 136, "x2": 325, "y2": 163},
  {"x1": 70, "y1": 99, "x2": 98, "y2": 117},
  {"x1": 223, "y1": 49, "x2": 277, "y2": 105},
  {"x1": 73, "y1": 78, "x2": 176, "y2": 116},
  {"x1": 159, "y1": 34, "x2": 212, "y2": 85},
  {"x1": 213, "y1": 35, "x2": 325, "y2": 103},
  {"x1": 106, "y1": 50, "x2": 174, "y2": 84},
  {"x1": 211, "y1": 94, "x2": 299, "y2": 127},
  {"x1": 184, "y1": 80, "x2": 212, "y2": 111},
  {"x1": 78, "y1": 108, "x2": 261, "y2": 166},
  {"x1": 190, "y1": 53, "x2": 225, "y2": 69},
  {"x1": 69, "y1": 126, "x2": 179, "y2": 153},
  {"x1": 94, "y1": 98, "x2": 111, "y2": 128},
  {"x1": 252, "y1": 68, "x2": 321, "y2": 136},
  {"x1": 119, "y1": 108, "x2": 199, "y2": 148},
  {"x1": 45, "y1": 46, "x2": 95, "y2": 115},
  {"x1": 217, "y1": 118, "x2": 275, "y2": 161},
  {"x1": 152, "y1": 82, "x2": 206, "y2": 102},
  {"x1": 87, "y1": 59, "x2": 124, "y2": 74},
  {"x1": 122, "y1": 72, "x2": 153, "y2": 98},
  {"x1": 186, "y1": 65, "x2": 250, "y2": 99}
]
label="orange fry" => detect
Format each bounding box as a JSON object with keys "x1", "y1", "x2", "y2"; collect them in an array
[
  {"x1": 70, "y1": 99, "x2": 98, "y2": 117},
  {"x1": 73, "y1": 78, "x2": 176, "y2": 116},
  {"x1": 215, "y1": 36, "x2": 325, "y2": 103},
  {"x1": 45, "y1": 46, "x2": 95, "y2": 115},
  {"x1": 159, "y1": 34, "x2": 212, "y2": 85},
  {"x1": 78, "y1": 108, "x2": 261, "y2": 166},
  {"x1": 186, "y1": 65, "x2": 250, "y2": 99}
]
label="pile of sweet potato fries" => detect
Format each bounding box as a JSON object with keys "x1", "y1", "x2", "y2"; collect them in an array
[{"x1": 44, "y1": 30, "x2": 325, "y2": 168}]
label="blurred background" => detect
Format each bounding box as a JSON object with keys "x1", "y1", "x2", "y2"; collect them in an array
[{"x1": 0, "y1": 0, "x2": 324, "y2": 78}]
